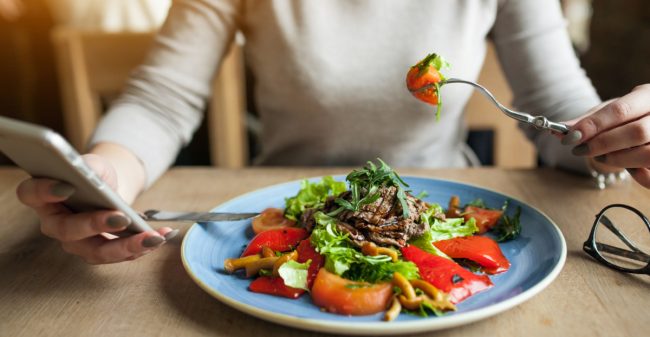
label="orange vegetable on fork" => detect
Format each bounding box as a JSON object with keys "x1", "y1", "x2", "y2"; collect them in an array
[{"x1": 406, "y1": 53, "x2": 449, "y2": 119}]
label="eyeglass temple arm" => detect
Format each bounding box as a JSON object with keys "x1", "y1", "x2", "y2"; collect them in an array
[
  {"x1": 591, "y1": 242, "x2": 650, "y2": 263},
  {"x1": 599, "y1": 215, "x2": 643, "y2": 253}
]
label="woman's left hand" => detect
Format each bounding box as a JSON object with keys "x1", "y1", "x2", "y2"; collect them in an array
[{"x1": 562, "y1": 84, "x2": 650, "y2": 188}]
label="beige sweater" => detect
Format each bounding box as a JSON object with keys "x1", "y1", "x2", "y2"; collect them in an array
[{"x1": 91, "y1": 0, "x2": 600, "y2": 186}]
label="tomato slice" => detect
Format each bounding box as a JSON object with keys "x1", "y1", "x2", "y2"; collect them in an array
[
  {"x1": 463, "y1": 206, "x2": 503, "y2": 234},
  {"x1": 311, "y1": 268, "x2": 393, "y2": 316},
  {"x1": 295, "y1": 238, "x2": 324, "y2": 289},
  {"x1": 240, "y1": 227, "x2": 308, "y2": 257},
  {"x1": 401, "y1": 245, "x2": 493, "y2": 304},
  {"x1": 249, "y1": 276, "x2": 305, "y2": 299},
  {"x1": 434, "y1": 236, "x2": 510, "y2": 274},
  {"x1": 252, "y1": 208, "x2": 296, "y2": 234}
]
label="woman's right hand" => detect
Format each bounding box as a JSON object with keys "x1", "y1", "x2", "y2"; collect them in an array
[{"x1": 15, "y1": 154, "x2": 175, "y2": 264}]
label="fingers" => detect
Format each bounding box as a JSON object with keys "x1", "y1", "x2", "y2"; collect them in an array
[
  {"x1": 593, "y1": 145, "x2": 650, "y2": 169},
  {"x1": 41, "y1": 210, "x2": 132, "y2": 242},
  {"x1": 627, "y1": 168, "x2": 650, "y2": 189},
  {"x1": 16, "y1": 178, "x2": 75, "y2": 209},
  {"x1": 572, "y1": 115, "x2": 650, "y2": 158},
  {"x1": 62, "y1": 230, "x2": 169, "y2": 265},
  {"x1": 568, "y1": 85, "x2": 650, "y2": 144}
]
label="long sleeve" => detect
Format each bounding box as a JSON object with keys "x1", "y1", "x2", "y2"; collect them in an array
[
  {"x1": 491, "y1": 0, "x2": 601, "y2": 173},
  {"x1": 90, "y1": 0, "x2": 242, "y2": 186}
]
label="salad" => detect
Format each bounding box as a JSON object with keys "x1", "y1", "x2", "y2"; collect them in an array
[{"x1": 224, "y1": 160, "x2": 521, "y2": 321}]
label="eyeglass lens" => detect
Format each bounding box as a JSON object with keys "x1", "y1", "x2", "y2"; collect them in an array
[{"x1": 594, "y1": 206, "x2": 650, "y2": 270}]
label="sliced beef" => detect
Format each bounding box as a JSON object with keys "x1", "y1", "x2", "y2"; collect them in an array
[{"x1": 300, "y1": 185, "x2": 432, "y2": 249}]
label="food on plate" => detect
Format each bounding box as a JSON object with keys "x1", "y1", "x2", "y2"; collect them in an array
[
  {"x1": 224, "y1": 159, "x2": 522, "y2": 320},
  {"x1": 406, "y1": 53, "x2": 450, "y2": 119}
]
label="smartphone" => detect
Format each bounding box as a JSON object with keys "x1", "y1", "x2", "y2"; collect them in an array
[{"x1": 0, "y1": 116, "x2": 154, "y2": 236}]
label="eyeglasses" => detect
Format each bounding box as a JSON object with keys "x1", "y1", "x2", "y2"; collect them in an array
[{"x1": 583, "y1": 204, "x2": 650, "y2": 274}]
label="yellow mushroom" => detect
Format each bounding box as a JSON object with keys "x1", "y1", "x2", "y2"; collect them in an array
[
  {"x1": 224, "y1": 254, "x2": 261, "y2": 273},
  {"x1": 392, "y1": 272, "x2": 416, "y2": 300},
  {"x1": 272, "y1": 251, "x2": 298, "y2": 277}
]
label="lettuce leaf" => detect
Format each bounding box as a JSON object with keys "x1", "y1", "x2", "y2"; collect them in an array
[
  {"x1": 278, "y1": 259, "x2": 311, "y2": 291},
  {"x1": 284, "y1": 176, "x2": 347, "y2": 221},
  {"x1": 409, "y1": 204, "x2": 479, "y2": 257},
  {"x1": 310, "y1": 212, "x2": 419, "y2": 283}
]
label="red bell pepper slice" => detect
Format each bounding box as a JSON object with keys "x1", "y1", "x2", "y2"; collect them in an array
[
  {"x1": 249, "y1": 276, "x2": 305, "y2": 299},
  {"x1": 295, "y1": 238, "x2": 324, "y2": 289},
  {"x1": 401, "y1": 245, "x2": 493, "y2": 304},
  {"x1": 433, "y1": 236, "x2": 510, "y2": 274},
  {"x1": 463, "y1": 206, "x2": 503, "y2": 234},
  {"x1": 241, "y1": 227, "x2": 308, "y2": 257}
]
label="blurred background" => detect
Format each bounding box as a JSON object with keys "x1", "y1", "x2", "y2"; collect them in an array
[{"x1": 0, "y1": 0, "x2": 648, "y2": 168}]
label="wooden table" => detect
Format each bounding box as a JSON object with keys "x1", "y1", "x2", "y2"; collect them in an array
[{"x1": 1, "y1": 167, "x2": 648, "y2": 337}]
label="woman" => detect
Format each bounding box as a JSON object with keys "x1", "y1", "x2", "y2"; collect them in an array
[{"x1": 16, "y1": 0, "x2": 650, "y2": 264}]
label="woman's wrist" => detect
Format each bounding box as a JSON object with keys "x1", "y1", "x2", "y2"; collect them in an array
[
  {"x1": 89, "y1": 142, "x2": 146, "y2": 204},
  {"x1": 586, "y1": 158, "x2": 628, "y2": 189}
]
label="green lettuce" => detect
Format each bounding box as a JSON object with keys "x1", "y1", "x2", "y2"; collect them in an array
[
  {"x1": 284, "y1": 176, "x2": 347, "y2": 221},
  {"x1": 310, "y1": 212, "x2": 419, "y2": 283},
  {"x1": 278, "y1": 260, "x2": 311, "y2": 291},
  {"x1": 409, "y1": 204, "x2": 479, "y2": 257}
]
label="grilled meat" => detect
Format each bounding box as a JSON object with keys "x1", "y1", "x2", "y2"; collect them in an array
[{"x1": 303, "y1": 186, "x2": 435, "y2": 248}]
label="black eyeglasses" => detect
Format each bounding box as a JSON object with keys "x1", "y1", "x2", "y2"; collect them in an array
[{"x1": 583, "y1": 204, "x2": 650, "y2": 274}]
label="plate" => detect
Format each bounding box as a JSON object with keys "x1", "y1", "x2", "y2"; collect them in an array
[{"x1": 181, "y1": 176, "x2": 566, "y2": 335}]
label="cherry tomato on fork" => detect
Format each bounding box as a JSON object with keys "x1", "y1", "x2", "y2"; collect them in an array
[{"x1": 406, "y1": 53, "x2": 446, "y2": 105}]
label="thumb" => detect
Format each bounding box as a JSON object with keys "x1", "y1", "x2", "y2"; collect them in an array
[{"x1": 82, "y1": 154, "x2": 118, "y2": 192}]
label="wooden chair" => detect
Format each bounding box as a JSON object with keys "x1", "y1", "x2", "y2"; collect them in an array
[
  {"x1": 464, "y1": 43, "x2": 536, "y2": 168},
  {"x1": 51, "y1": 27, "x2": 248, "y2": 168}
]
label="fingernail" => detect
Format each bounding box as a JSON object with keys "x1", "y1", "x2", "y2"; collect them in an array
[
  {"x1": 572, "y1": 143, "x2": 590, "y2": 156},
  {"x1": 164, "y1": 229, "x2": 180, "y2": 240},
  {"x1": 142, "y1": 236, "x2": 165, "y2": 248},
  {"x1": 594, "y1": 155, "x2": 607, "y2": 163},
  {"x1": 106, "y1": 215, "x2": 130, "y2": 228},
  {"x1": 50, "y1": 182, "x2": 75, "y2": 197},
  {"x1": 561, "y1": 130, "x2": 583, "y2": 146}
]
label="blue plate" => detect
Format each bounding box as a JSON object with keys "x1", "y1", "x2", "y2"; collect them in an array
[{"x1": 181, "y1": 176, "x2": 566, "y2": 335}]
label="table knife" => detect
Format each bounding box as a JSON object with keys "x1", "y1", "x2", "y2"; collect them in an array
[{"x1": 141, "y1": 209, "x2": 259, "y2": 222}]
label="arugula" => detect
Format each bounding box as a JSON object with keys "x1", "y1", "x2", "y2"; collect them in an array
[
  {"x1": 284, "y1": 176, "x2": 347, "y2": 221},
  {"x1": 335, "y1": 159, "x2": 412, "y2": 218},
  {"x1": 465, "y1": 198, "x2": 488, "y2": 208},
  {"x1": 493, "y1": 205, "x2": 522, "y2": 242},
  {"x1": 310, "y1": 212, "x2": 419, "y2": 283}
]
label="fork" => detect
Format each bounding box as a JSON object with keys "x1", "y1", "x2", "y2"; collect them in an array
[{"x1": 413, "y1": 78, "x2": 570, "y2": 134}]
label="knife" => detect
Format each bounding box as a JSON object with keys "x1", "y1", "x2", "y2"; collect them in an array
[{"x1": 141, "y1": 209, "x2": 259, "y2": 222}]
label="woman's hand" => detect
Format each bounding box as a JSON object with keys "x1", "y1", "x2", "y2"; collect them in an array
[
  {"x1": 562, "y1": 84, "x2": 650, "y2": 188},
  {"x1": 15, "y1": 154, "x2": 175, "y2": 264}
]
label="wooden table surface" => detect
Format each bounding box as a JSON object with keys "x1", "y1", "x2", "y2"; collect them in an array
[{"x1": 1, "y1": 167, "x2": 649, "y2": 337}]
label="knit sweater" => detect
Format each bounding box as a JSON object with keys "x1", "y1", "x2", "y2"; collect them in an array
[{"x1": 91, "y1": 0, "x2": 600, "y2": 186}]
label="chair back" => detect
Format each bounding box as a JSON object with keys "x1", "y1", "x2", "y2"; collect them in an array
[{"x1": 51, "y1": 27, "x2": 247, "y2": 168}]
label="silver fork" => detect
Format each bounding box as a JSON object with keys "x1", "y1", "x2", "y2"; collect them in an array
[{"x1": 413, "y1": 78, "x2": 570, "y2": 134}]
